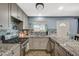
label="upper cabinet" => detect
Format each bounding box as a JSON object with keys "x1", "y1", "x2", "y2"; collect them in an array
[
  {"x1": 17, "y1": 6, "x2": 23, "y2": 21},
  {"x1": 25, "y1": 15, "x2": 29, "y2": 29},
  {"x1": 0, "y1": 3, "x2": 9, "y2": 29},
  {"x1": 22, "y1": 11, "x2": 28, "y2": 29},
  {"x1": 11, "y1": 3, "x2": 18, "y2": 18},
  {"x1": 11, "y1": 3, "x2": 23, "y2": 21},
  {"x1": 0, "y1": 3, "x2": 28, "y2": 29},
  {"x1": 22, "y1": 12, "x2": 26, "y2": 29}
]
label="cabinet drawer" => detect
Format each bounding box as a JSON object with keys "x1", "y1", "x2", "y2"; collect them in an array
[{"x1": 13, "y1": 46, "x2": 20, "y2": 56}]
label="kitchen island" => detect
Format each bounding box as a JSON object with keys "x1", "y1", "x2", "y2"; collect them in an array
[{"x1": 28, "y1": 35, "x2": 49, "y2": 50}]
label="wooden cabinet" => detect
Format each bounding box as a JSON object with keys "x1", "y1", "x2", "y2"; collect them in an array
[
  {"x1": 29, "y1": 37, "x2": 40, "y2": 49},
  {"x1": 11, "y1": 3, "x2": 24, "y2": 21},
  {"x1": 13, "y1": 45, "x2": 20, "y2": 56},
  {"x1": 0, "y1": 3, "x2": 9, "y2": 29},
  {"x1": 22, "y1": 11, "x2": 29, "y2": 29},
  {"x1": 48, "y1": 39, "x2": 73, "y2": 56},
  {"x1": 47, "y1": 39, "x2": 55, "y2": 56},
  {"x1": 47, "y1": 40, "x2": 52, "y2": 52},
  {"x1": 25, "y1": 42, "x2": 29, "y2": 52},
  {"x1": 50, "y1": 40, "x2": 55, "y2": 55},
  {"x1": 24, "y1": 15, "x2": 29, "y2": 29},
  {"x1": 22, "y1": 12, "x2": 26, "y2": 29},
  {"x1": 40, "y1": 38, "x2": 48, "y2": 49},
  {"x1": 11, "y1": 3, "x2": 18, "y2": 18},
  {"x1": 29, "y1": 37, "x2": 49, "y2": 49},
  {"x1": 55, "y1": 43, "x2": 67, "y2": 56},
  {"x1": 0, "y1": 3, "x2": 28, "y2": 30},
  {"x1": 17, "y1": 6, "x2": 23, "y2": 21}
]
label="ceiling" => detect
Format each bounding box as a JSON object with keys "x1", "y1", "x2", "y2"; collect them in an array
[{"x1": 17, "y1": 3, "x2": 79, "y2": 16}]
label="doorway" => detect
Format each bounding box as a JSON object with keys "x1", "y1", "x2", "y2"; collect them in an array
[
  {"x1": 77, "y1": 18, "x2": 79, "y2": 34},
  {"x1": 56, "y1": 20, "x2": 70, "y2": 39}
]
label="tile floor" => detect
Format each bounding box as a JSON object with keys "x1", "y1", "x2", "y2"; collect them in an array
[{"x1": 25, "y1": 50, "x2": 51, "y2": 56}]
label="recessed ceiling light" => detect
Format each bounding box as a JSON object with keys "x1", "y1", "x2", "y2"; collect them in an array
[
  {"x1": 38, "y1": 14, "x2": 42, "y2": 16},
  {"x1": 58, "y1": 6, "x2": 64, "y2": 10}
]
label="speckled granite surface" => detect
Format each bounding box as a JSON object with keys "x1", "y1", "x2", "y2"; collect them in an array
[
  {"x1": 24, "y1": 35, "x2": 50, "y2": 38},
  {"x1": 0, "y1": 43, "x2": 20, "y2": 56},
  {"x1": 25, "y1": 34, "x2": 79, "y2": 56},
  {"x1": 49, "y1": 35, "x2": 79, "y2": 56}
]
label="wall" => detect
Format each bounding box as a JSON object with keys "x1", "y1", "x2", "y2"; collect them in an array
[
  {"x1": 28, "y1": 17, "x2": 78, "y2": 36},
  {"x1": 0, "y1": 4, "x2": 9, "y2": 29},
  {"x1": 28, "y1": 17, "x2": 57, "y2": 29}
]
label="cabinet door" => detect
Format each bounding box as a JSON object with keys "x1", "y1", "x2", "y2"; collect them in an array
[
  {"x1": 22, "y1": 12, "x2": 26, "y2": 29},
  {"x1": 32, "y1": 38, "x2": 40, "y2": 49},
  {"x1": 29, "y1": 38, "x2": 33, "y2": 49},
  {"x1": 0, "y1": 3, "x2": 9, "y2": 29},
  {"x1": 58, "y1": 46, "x2": 67, "y2": 56},
  {"x1": 29, "y1": 37, "x2": 49, "y2": 49},
  {"x1": 55, "y1": 43, "x2": 67, "y2": 56},
  {"x1": 55, "y1": 43, "x2": 61, "y2": 56},
  {"x1": 25, "y1": 42, "x2": 29, "y2": 52},
  {"x1": 47, "y1": 40, "x2": 51, "y2": 52},
  {"x1": 17, "y1": 6, "x2": 23, "y2": 21},
  {"x1": 29, "y1": 38, "x2": 35, "y2": 49},
  {"x1": 29, "y1": 38, "x2": 40, "y2": 49},
  {"x1": 25, "y1": 15, "x2": 29, "y2": 29},
  {"x1": 11, "y1": 3, "x2": 17, "y2": 18},
  {"x1": 22, "y1": 12, "x2": 29, "y2": 29},
  {"x1": 13, "y1": 46, "x2": 20, "y2": 56},
  {"x1": 40, "y1": 38, "x2": 48, "y2": 49},
  {"x1": 50, "y1": 41, "x2": 55, "y2": 56}
]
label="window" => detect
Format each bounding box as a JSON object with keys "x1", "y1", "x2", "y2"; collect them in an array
[{"x1": 33, "y1": 24, "x2": 46, "y2": 32}]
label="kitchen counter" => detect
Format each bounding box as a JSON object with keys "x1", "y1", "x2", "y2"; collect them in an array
[
  {"x1": 19, "y1": 34, "x2": 79, "y2": 56},
  {"x1": 20, "y1": 35, "x2": 49, "y2": 38},
  {"x1": 0, "y1": 43, "x2": 20, "y2": 56},
  {"x1": 49, "y1": 35, "x2": 79, "y2": 56}
]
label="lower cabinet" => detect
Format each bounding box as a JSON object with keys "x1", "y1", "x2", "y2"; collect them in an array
[
  {"x1": 55, "y1": 43, "x2": 67, "y2": 56},
  {"x1": 47, "y1": 39, "x2": 55, "y2": 56},
  {"x1": 49, "y1": 39, "x2": 72, "y2": 56},
  {"x1": 29, "y1": 37, "x2": 49, "y2": 49},
  {"x1": 25, "y1": 42, "x2": 29, "y2": 52},
  {"x1": 50, "y1": 41, "x2": 55, "y2": 56},
  {"x1": 13, "y1": 45, "x2": 20, "y2": 56}
]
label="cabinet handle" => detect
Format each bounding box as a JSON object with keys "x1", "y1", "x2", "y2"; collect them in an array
[{"x1": 11, "y1": 50, "x2": 14, "y2": 54}]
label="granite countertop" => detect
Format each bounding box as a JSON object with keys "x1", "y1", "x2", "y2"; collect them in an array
[
  {"x1": 20, "y1": 35, "x2": 50, "y2": 38},
  {"x1": 49, "y1": 35, "x2": 79, "y2": 56},
  {"x1": 0, "y1": 43, "x2": 20, "y2": 56},
  {"x1": 24, "y1": 34, "x2": 79, "y2": 55}
]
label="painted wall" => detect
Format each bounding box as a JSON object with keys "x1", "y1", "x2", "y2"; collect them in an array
[{"x1": 28, "y1": 17, "x2": 78, "y2": 36}]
